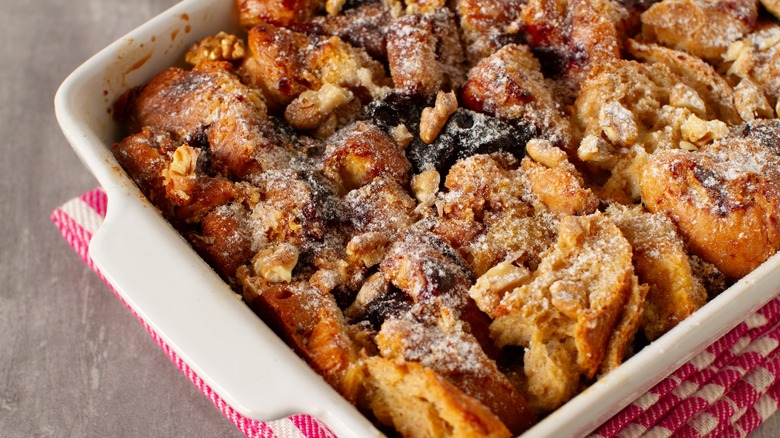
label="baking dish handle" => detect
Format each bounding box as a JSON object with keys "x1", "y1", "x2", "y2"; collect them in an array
[{"x1": 88, "y1": 185, "x2": 380, "y2": 438}]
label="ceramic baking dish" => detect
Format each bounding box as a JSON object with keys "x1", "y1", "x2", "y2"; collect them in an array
[{"x1": 54, "y1": 0, "x2": 780, "y2": 436}]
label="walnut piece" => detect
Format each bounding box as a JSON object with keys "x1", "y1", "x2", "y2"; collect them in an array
[
  {"x1": 325, "y1": 0, "x2": 345, "y2": 15},
  {"x1": 577, "y1": 135, "x2": 618, "y2": 169},
  {"x1": 344, "y1": 272, "x2": 389, "y2": 320},
  {"x1": 185, "y1": 32, "x2": 246, "y2": 66},
  {"x1": 525, "y1": 139, "x2": 567, "y2": 169},
  {"x1": 734, "y1": 79, "x2": 775, "y2": 121},
  {"x1": 162, "y1": 145, "x2": 200, "y2": 202},
  {"x1": 419, "y1": 90, "x2": 459, "y2": 144},
  {"x1": 411, "y1": 169, "x2": 441, "y2": 205},
  {"x1": 680, "y1": 114, "x2": 729, "y2": 146},
  {"x1": 669, "y1": 83, "x2": 707, "y2": 116},
  {"x1": 252, "y1": 243, "x2": 300, "y2": 283},
  {"x1": 468, "y1": 261, "x2": 531, "y2": 318},
  {"x1": 347, "y1": 232, "x2": 390, "y2": 268},
  {"x1": 284, "y1": 83, "x2": 354, "y2": 131},
  {"x1": 391, "y1": 124, "x2": 414, "y2": 149},
  {"x1": 599, "y1": 102, "x2": 639, "y2": 147}
]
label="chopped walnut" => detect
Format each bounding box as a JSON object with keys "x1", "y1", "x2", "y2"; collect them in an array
[
  {"x1": 734, "y1": 79, "x2": 775, "y2": 121},
  {"x1": 347, "y1": 232, "x2": 390, "y2": 268},
  {"x1": 325, "y1": 0, "x2": 345, "y2": 15},
  {"x1": 403, "y1": 0, "x2": 447, "y2": 14},
  {"x1": 390, "y1": 124, "x2": 414, "y2": 150},
  {"x1": 169, "y1": 144, "x2": 199, "y2": 176},
  {"x1": 549, "y1": 280, "x2": 589, "y2": 320},
  {"x1": 344, "y1": 272, "x2": 391, "y2": 320},
  {"x1": 411, "y1": 169, "x2": 440, "y2": 206},
  {"x1": 723, "y1": 25, "x2": 780, "y2": 107},
  {"x1": 469, "y1": 261, "x2": 530, "y2": 318},
  {"x1": 669, "y1": 83, "x2": 707, "y2": 116},
  {"x1": 577, "y1": 135, "x2": 618, "y2": 169},
  {"x1": 680, "y1": 114, "x2": 729, "y2": 146},
  {"x1": 185, "y1": 32, "x2": 246, "y2": 66},
  {"x1": 284, "y1": 83, "x2": 354, "y2": 131},
  {"x1": 757, "y1": 27, "x2": 780, "y2": 50},
  {"x1": 525, "y1": 139, "x2": 567, "y2": 169},
  {"x1": 252, "y1": 243, "x2": 300, "y2": 283},
  {"x1": 162, "y1": 145, "x2": 200, "y2": 202},
  {"x1": 309, "y1": 268, "x2": 342, "y2": 294},
  {"x1": 599, "y1": 102, "x2": 639, "y2": 147},
  {"x1": 723, "y1": 40, "x2": 752, "y2": 72},
  {"x1": 419, "y1": 91, "x2": 459, "y2": 144}
]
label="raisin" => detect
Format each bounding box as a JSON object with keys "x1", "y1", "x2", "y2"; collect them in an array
[
  {"x1": 742, "y1": 120, "x2": 780, "y2": 156},
  {"x1": 342, "y1": 0, "x2": 380, "y2": 10},
  {"x1": 361, "y1": 287, "x2": 413, "y2": 329},
  {"x1": 406, "y1": 108, "x2": 526, "y2": 175},
  {"x1": 365, "y1": 92, "x2": 430, "y2": 134}
]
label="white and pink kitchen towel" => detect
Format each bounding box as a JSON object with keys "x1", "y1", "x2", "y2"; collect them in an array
[{"x1": 53, "y1": 188, "x2": 780, "y2": 438}]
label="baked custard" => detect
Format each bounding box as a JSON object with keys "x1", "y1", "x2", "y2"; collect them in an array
[{"x1": 112, "y1": 0, "x2": 780, "y2": 435}]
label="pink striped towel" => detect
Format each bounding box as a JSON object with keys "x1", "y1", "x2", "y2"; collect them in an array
[{"x1": 52, "y1": 188, "x2": 780, "y2": 437}]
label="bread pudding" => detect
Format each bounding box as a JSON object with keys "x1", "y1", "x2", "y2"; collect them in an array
[{"x1": 110, "y1": 0, "x2": 780, "y2": 435}]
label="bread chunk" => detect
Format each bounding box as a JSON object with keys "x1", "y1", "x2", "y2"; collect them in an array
[
  {"x1": 627, "y1": 40, "x2": 741, "y2": 124},
  {"x1": 574, "y1": 58, "x2": 736, "y2": 201},
  {"x1": 640, "y1": 0, "x2": 758, "y2": 63},
  {"x1": 385, "y1": 9, "x2": 465, "y2": 98},
  {"x1": 323, "y1": 122, "x2": 411, "y2": 193},
  {"x1": 376, "y1": 315, "x2": 536, "y2": 434},
  {"x1": 362, "y1": 357, "x2": 512, "y2": 438},
  {"x1": 724, "y1": 24, "x2": 780, "y2": 110},
  {"x1": 520, "y1": 0, "x2": 630, "y2": 93},
  {"x1": 236, "y1": 0, "x2": 324, "y2": 28},
  {"x1": 605, "y1": 203, "x2": 708, "y2": 340},
  {"x1": 432, "y1": 154, "x2": 558, "y2": 277},
  {"x1": 112, "y1": 127, "x2": 242, "y2": 227},
  {"x1": 456, "y1": 0, "x2": 524, "y2": 65},
  {"x1": 521, "y1": 155, "x2": 599, "y2": 217},
  {"x1": 117, "y1": 62, "x2": 298, "y2": 180},
  {"x1": 241, "y1": 276, "x2": 363, "y2": 400},
  {"x1": 462, "y1": 44, "x2": 573, "y2": 150},
  {"x1": 240, "y1": 23, "x2": 389, "y2": 109},
  {"x1": 490, "y1": 213, "x2": 642, "y2": 410},
  {"x1": 306, "y1": 2, "x2": 394, "y2": 60},
  {"x1": 641, "y1": 120, "x2": 780, "y2": 278}
]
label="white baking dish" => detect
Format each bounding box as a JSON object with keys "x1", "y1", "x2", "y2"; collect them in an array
[{"x1": 54, "y1": 0, "x2": 780, "y2": 436}]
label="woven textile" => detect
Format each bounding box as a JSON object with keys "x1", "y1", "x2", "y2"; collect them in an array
[
  {"x1": 53, "y1": 188, "x2": 780, "y2": 437},
  {"x1": 51, "y1": 189, "x2": 336, "y2": 438}
]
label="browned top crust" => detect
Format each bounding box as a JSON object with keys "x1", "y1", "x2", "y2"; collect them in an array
[
  {"x1": 641, "y1": 120, "x2": 780, "y2": 278},
  {"x1": 112, "y1": 2, "x2": 780, "y2": 436},
  {"x1": 640, "y1": 0, "x2": 758, "y2": 63},
  {"x1": 237, "y1": 0, "x2": 325, "y2": 28}
]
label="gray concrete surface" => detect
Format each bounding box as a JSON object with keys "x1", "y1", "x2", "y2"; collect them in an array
[{"x1": 0, "y1": 0, "x2": 776, "y2": 437}]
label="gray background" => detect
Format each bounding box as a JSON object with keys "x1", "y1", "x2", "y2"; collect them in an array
[{"x1": 0, "y1": 0, "x2": 776, "y2": 436}]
